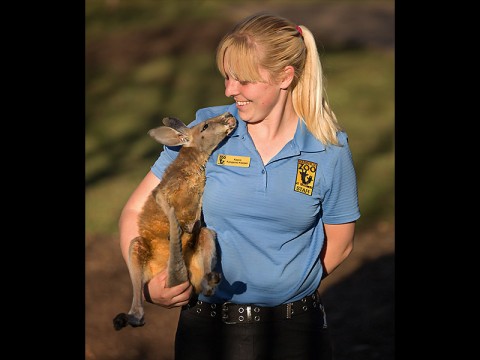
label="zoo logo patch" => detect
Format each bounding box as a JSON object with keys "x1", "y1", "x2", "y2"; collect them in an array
[{"x1": 294, "y1": 159, "x2": 317, "y2": 196}]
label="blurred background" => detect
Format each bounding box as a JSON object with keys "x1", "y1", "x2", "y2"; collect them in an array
[{"x1": 86, "y1": 0, "x2": 394, "y2": 359}]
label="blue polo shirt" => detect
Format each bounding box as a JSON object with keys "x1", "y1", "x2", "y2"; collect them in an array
[{"x1": 151, "y1": 103, "x2": 360, "y2": 306}]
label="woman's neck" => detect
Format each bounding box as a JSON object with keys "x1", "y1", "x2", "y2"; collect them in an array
[{"x1": 247, "y1": 99, "x2": 298, "y2": 164}]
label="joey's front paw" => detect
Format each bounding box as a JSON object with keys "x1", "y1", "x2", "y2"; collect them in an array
[{"x1": 202, "y1": 272, "x2": 221, "y2": 296}]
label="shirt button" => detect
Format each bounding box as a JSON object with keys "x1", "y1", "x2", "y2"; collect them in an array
[{"x1": 262, "y1": 170, "x2": 265, "y2": 174}]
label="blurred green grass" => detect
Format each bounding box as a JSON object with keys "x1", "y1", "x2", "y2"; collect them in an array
[{"x1": 86, "y1": 0, "x2": 394, "y2": 237}]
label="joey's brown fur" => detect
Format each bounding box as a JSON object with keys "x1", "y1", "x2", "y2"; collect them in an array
[{"x1": 113, "y1": 112, "x2": 236, "y2": 330}]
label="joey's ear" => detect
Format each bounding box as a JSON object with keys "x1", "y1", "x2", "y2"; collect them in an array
[
  {"x1": 280, "y1": 66, "x2": 295, "y2": 89},
  {"x1": 148, "y1": 126, "x2": 191, "y2": 146},
  {"x1": 162, "y1": 117, "x2": 189, "y2": 132}
]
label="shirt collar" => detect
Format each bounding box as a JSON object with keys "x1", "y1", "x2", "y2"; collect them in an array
[
  {"x1": 227, "y1": 103, "x2": 325, "y2": 153},
  {"x1": 292, "y1": 120, "x2": 326, "y2": 153}
]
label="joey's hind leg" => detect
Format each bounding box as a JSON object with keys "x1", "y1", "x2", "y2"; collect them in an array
[
  {"x1": 197, "y1": 227, "x2": 221, "y2": 296},
  {"x1": 113, "y1": 236, "x2": 152, "y2": 330}
]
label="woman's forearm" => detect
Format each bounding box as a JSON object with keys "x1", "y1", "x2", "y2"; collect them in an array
[
  {"x1": 321, "y1": 222, "x2": 356, "y2": 278},
  {"x1": 118, "y1": 171, "x2": 161, "y2": 263}
]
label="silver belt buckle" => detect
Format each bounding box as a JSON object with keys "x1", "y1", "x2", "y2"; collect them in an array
[{"x1": 221, "y1": 301, "x2": 237, "y2": 324}]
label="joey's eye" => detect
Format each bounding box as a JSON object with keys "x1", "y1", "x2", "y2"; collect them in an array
[{"x1": 201, "y1": 123, "x2": 209, "y2": 132}]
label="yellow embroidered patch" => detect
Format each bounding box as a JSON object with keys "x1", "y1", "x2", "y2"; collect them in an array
[
  {"x1": 216, "y1": 154, "x2": 251, "y2": 167},
  {"x1": 294, "y1": 159, "x2": 317, "y2": 196}
]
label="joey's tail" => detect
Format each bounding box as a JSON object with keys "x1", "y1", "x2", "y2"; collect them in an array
[{"x1": 165, "y1": 206, "x2": 189, "y2": 287}]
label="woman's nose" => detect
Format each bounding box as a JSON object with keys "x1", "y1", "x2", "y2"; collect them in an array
[{"x1": 225, "y1": 79, "x2": 239, "y2": 98}]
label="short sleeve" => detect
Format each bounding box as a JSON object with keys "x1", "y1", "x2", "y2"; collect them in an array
[{"x1": 321, "y1": 133, "x2": 361, "y2": 224}]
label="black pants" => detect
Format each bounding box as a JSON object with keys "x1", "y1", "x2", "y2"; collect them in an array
[{"x1": 174, "y1": 295, "x2": 333, "y2": 360}]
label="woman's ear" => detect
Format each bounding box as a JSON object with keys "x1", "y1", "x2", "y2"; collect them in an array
[{"x1": 280, "y1": 66, "x2": 295, "y2": 89}]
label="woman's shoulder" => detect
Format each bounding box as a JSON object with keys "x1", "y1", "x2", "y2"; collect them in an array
[
  {"x1": 322, "y1": 131, "x2": 352, "y2": 157},
  {"x1": 336, "y1": 130, "x2": 350, "y2": 146}
]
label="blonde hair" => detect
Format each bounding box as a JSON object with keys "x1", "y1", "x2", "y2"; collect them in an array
[{"x1": 216, "y1": 13, "x2": 341, "y2": 145}]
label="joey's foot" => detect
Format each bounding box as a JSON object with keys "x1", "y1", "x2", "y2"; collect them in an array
[
  {"x1": 127, "y1": 314, "x2": 145, "y2": 328},
  {"x1": 113, "y1": 313, "x2": 145, "y2": 330},
  {"x1": 113, "y1": 313, "x2": 128, "y2": 331}
]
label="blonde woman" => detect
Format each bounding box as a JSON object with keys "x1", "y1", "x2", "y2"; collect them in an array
[{"x1": 119, "y1": 13, "x2": 360, "y2": 360}]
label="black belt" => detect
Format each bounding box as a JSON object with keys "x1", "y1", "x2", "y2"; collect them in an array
[{"x1": 183, "y1": 291, "x2": 322, "y2": 324}]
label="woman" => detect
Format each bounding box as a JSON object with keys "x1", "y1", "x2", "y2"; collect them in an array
[{"x1": 119, "y1": 13, "x2": 360, "y2": 360}]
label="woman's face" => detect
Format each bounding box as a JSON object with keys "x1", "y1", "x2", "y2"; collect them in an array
[{"x1": 224, "y1": 66, "x2": 284, "y2": 124}]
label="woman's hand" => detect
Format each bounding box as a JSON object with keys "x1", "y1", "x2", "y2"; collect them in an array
[{"x1": 144, "y1": 269, "x2": 193, "y2": 308}]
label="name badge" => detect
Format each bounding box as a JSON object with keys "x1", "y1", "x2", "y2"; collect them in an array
[{"x1": 216, "y1": 154, "x2": 251, "y2": 167}]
